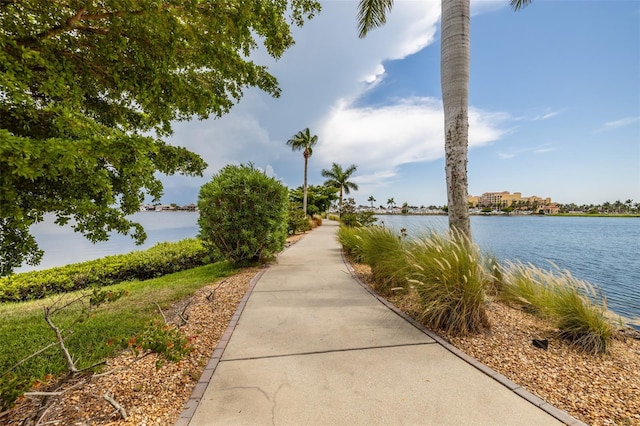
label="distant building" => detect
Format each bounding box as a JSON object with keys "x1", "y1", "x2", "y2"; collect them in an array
[
  {"x1": 177, "y1": 203, "x2": 198, "y2": 211},
  {"x1": 468, "y1": 191, "x2": 555, "y2": 213}
]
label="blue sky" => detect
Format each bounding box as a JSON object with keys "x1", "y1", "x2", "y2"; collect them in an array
[{"x1": 160, "y1": 0, "x2": 640, "y2": 208}]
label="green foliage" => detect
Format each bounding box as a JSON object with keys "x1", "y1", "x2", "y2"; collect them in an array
[
  {"x1": 499, "y1": 261, "x2": 614, "y2": 354},
  {"x1": 0, "y1": 0, "x2": 321, "y2": 275},
  {"x1": 0, "y1": 239, "x2": 208, "y2": 302},
  {"x1": 128, "y1": 321, "x2": 194, "y2": 368},
  {"x1": 289, "y1": 185, "x2": 338, "y2": 216},
  {"x1": 406, "y1": 230, "x2": 490, "y2": 335},
  {"x1": 198, "y1": 164, "x2": 288, "y2": 264},
  {"x1": 288, "y1": 203, "x2": 311, "y2": 235},
  {"x1": 0, "y1": 262, "x2": 235, "y2": 409},
  {"x1": 339, "y1": 198, "x2": 378, "y2": 228},
  {"x1": 0, "y1": 372, "x2": 32, "y2": 412}
]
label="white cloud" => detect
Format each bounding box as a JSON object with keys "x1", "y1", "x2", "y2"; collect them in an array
[
  {"x1": 161, "y1": 0, "x2": 510, "y2": 203},
  {"x1": 534, "y1": 147, "x2": 558, "y2": 154},
  {"x1": 602, "y1": 116, "x2": 640, "y2": 129},
  {"x1": 315, "y1": 97, "x2": 508, "y2": 188}
]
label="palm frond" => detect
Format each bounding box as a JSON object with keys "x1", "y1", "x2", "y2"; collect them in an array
[
  {"x1": 510, "y1": 0, "x2": 533, "y2": 12},
  {"x1": 357, "y1": 0, "x2": 394, "y2": 38}
]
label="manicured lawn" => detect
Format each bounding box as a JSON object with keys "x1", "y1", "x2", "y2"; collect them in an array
[{"x1": 0, "y1": 262, "x2": 235, "y2": 381}]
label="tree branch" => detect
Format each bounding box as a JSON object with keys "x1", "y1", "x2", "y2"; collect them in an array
[
  {"x1": 103, "y1": 392, "x2": 127, "y2": 419},
  {"x1": 44, "y1": 306, "x2": 79, "y2": 374},
  {"x1": 154, "y1": 302, "x2": 168, "y2": 324}
]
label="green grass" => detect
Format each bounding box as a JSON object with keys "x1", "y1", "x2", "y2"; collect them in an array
[
  {"x1": 406, "y1": 229, "x2": 490, "y2": 335},
  {"x1": 0, "y1": 262, "x2": 236, "y2": 388},
  {"x1": 499, "y1": 261, "x2": 614, "y2": 354}
]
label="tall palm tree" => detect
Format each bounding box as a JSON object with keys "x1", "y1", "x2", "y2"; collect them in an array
[
  {"x1": 357, "y1": 0, "x2": 471, "y2": 238},
  {"x1": 321, "y1": 163, "x2": 359, "y2": 214},
  {"x1": 356, "y1": 0, "x2": 532, "y2": 239},
  {"x1": 286, "y1": 128, "x2": 318, "y2": 215},
  {"x1": 368, "y1": 195, "x2": 376, "y2": 208}
]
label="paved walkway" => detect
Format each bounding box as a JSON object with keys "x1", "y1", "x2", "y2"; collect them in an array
[{"x1": 176, "y1": 221, "x2": 585, "y2": 426}]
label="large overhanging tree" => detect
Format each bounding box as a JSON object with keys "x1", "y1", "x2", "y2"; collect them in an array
[
  {"x1": 0, "y1": 0, "x2": 320, "y2": 275},
  {"x1": 357, "y1": 0, "x2": 530, "y2": 240}
]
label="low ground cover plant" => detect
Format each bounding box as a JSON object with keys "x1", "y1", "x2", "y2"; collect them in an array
[{"x1": 0, "y1": 239, "x2": 208, "y2": 302}]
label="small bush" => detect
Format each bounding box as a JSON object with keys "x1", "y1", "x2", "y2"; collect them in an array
[
  {"x1": 287, "y1": 203, "x2": 311, "y2": 235},
  {"x1": 127, "y1": 320, "x2": 194, "y2": 368},
  {"x1": 406, "y1": 229, "x2": 490, "y2": 335},
  {"x1": 198, "y1": 164, "x2": 288, "y2": 264},
  {"x1": 500, "y1": 261, "x2": 614, "y2": 354}
]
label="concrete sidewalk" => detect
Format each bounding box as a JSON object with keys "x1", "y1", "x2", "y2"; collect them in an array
[{"x1": 177, "y1": 221, "x2": 584, "y2": 426}]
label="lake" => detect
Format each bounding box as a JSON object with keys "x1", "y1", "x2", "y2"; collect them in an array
[{"x1": 15, "y1": 212, "x2": 640, "y2": 324}]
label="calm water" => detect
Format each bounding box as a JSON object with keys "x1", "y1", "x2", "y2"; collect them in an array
[
  {"x1": 377, "y1": 215, "x2": 640, "y2": 323},
  {"x1": 16, "y1": 212, "x2": 201, "y2": 273},
  {"x1": 16, "y1": 213, "x2": 640, "y2": 323}
]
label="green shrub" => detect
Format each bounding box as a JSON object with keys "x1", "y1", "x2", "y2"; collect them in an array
[
  {"x1": 287, "y1": 202, "x2": 311, "y2": 235},
  {"x1": 406, "y1": 229, "x2": 490, "y2": 335},
  {"x1": 339, "y1": 198, "x2": 378, "y2": 227},
  {"x1": 198, "y1": 163, "x2": 288, "y2": 264},
  {"x1": 0, "y1": 239, "x2": 208, "y2": 302},
  {"x1": 500, "y1": 261, "x2": 614, "y2": 354},
  {"x1": 359, "y1": 226, "x2": 408, "y2": 295}
]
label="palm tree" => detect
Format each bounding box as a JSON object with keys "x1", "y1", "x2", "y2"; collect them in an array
[
  {"x1": 357, "y1": 0, "x2": 471, "y2": 238},
  {"x1": 387, "y1": 198, "x2": 395, "y2": 210},
  {"x1": 321, "y1": 163, "x2": 359, "y2": 214},
  {"x1": 356, "y1": 0, "x2": 533, "y2": 239},
  {"x1": 286, "y1": 128, "x2": 318, "y2": 215},
  {"x1": 368, "y1": 195, "x2": 376, "y2": 208}
]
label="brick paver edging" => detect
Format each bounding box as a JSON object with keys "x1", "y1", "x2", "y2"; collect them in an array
[
  {"x1": 174, "y1": 267, "x2": 268, "y2": 426},
  {"x1": 340, "y1": 250, "x2": 587, "y2": 426}
]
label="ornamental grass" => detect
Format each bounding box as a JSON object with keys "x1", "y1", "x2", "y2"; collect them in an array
[
  {"x1": 336, "y1": 225, "x2": 366, "y2": 262},
  {"x1": 500, "y1": 261, "x2": 614, "y2": 354},
  {"x1": 406, "y1": 229, "x2": 490, "y2": 335},
  {"x1": 358, "y1": 226, "x2": 408, "y2": 295}
]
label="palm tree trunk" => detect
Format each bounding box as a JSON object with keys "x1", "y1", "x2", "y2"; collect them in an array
[
  {"x1": 303, "y1": 156, "x2": 309, "y2": 215},
  {"x1": 441, "y1": 0, "x2": 471, "y2": 239}
]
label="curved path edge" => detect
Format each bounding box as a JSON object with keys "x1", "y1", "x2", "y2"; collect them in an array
[{"x1": 341, "y1": 250, "x2": 587, "y2": 426}]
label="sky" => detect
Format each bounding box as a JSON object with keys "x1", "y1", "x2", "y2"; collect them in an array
[{"x1": 159, "y1": 0, "x2": 640, "y2": 208}]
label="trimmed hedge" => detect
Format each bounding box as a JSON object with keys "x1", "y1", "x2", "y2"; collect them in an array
[{"x1": 0, "y1": 239, "x2": 208, "y2": 302}]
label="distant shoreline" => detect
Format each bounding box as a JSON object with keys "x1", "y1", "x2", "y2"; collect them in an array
[{"x1": 372, "y1": 212, "x2": 640, "y2": 218}]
